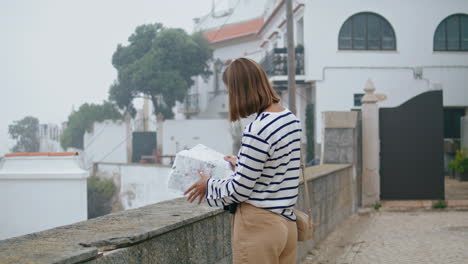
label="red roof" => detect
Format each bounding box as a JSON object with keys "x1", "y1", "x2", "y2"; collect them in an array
[
  {"x1": 5, "y1": 152, "x2": 79, "y2": 158},
  {"x1": 204, "y1": 18, "x2": 264, "y2": 44}
]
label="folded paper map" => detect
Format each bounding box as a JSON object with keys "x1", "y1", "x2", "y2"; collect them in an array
[{"x1": 168, "y1": 144, "x2": 233, "y2": 193}]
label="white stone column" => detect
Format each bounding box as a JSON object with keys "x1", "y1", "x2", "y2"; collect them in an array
[{"x1": 361, "y1": 80, "x2": 380, "y2": 206}]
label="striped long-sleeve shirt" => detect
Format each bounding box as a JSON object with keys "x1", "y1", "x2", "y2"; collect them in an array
[{"x1": 205, "y1": 108, "x2": 301, "y2": 221}]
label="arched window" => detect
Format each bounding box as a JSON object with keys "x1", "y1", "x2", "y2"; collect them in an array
[
  {"x1": 434, "y1": 14, "x2": 468, "y2": 51},
  {"x1": 339, "y1": 12, "x2": 396, "y2": 50}
]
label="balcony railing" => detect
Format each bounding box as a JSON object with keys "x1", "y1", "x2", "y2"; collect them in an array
[{"x1": 260, "y1": 46, "x2": 305, "y2": 77}]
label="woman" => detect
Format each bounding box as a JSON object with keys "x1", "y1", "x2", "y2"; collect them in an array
[{"x1": 184, "y1": 57, "x2": 301, "y2": 264}]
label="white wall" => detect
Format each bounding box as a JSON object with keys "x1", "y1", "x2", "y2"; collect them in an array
[
  {"x1": 162, "y1": 119, "x2": 234, "y2": 159},
  {"x1": 0, "y1": 155, "x2": 88, "y2": 240},
  {"x1": 96, "y1": 163, "x2": 181, "y2": 210},
  {"x1": 257, "y1": 1, "x2": 305, "y2": 51},
  {"x1": 304, "y1": 0, "x2": 468, "y2": 77},
  {"x1": 39, "y1": 138, "x2": 63, "y2": 152},
  {"x1": 83, "y1": 120, "x2": 128, "y2": 168},
  {"x1": 302, "y1": 0, "x2": 468, "y2": 143}
]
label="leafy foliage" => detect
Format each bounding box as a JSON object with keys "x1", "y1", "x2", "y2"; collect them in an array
[
  {"x1": 432, "y1": 200, "x2": 447, "y2": 209},
  {"x1": 109, "y1": 24, "x2": 212, "y2": 119},
  {"x1": 60, "y1": 101, "x2": 123, "y2": 150},
  {"x1": 374, "y1": 201, "x2": 382, "y2": 210},
  {"x1": 87, "y1": 175, "x2": 116, "y2": 219},
  {"x1": 8, "y1": 116, "x2": 40, "y2": 153},
  {"x1": 449, "y1": 149, "x2": 468, "y2": 173}
]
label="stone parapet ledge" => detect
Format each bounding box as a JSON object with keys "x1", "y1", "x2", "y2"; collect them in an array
[
  {"x1": 0, "y1": 198, "x2": 223, "y2": 264},
  {"x1": 302, "y1": 164, "x2": 351, "y2": 182},
  {"x1": 0, "y1": 164, "x2": 354, "y2": 264}
]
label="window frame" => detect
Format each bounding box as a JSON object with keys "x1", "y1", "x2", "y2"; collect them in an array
[
  {"x1": 433, "y1": 13, "x2": 468, "y2": 52},
  {"x1": 338, "y1": 12, "x2": 397, "y2": 51}
]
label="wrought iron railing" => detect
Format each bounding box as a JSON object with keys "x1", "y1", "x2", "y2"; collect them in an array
[{"x1": 260, "y1": 46, "x2": 305, "y2": 77}]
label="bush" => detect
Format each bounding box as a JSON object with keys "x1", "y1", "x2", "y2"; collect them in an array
[
  {"x1": 374, "y1": 201, "x2": 382, "y2": 210},
  {"x1": 87, "y1": 175, "x2": 116, "y2": 219},
  {"x1": 449, "y1": 150, "x2": 468, "y2": 173},
  {"x1": 433, "y1": 200, "x2": 447, "y2": 209}
]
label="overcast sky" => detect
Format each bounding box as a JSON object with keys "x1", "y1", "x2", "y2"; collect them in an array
[{"x1": 0, "y1": 0, "x2": 217, "y2": 155}]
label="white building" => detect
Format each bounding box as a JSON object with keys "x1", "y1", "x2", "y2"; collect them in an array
[
  {"x1": 0, "y1": 152, "x2": 88, "y2": 240},
  {"x1": 180, "y1": 0, "x2": 311, "y2": 156},
  {"x1": 256, "y1": 0, "x2": 468, "y2": 160},
  {"x1": 183, "y1": 1, "x2": 467, "y2": 162},
  {"x1": 178, "y1": 0, "x2": 268, "y2": 120},
  {"x1": 38, "y1": 123, "x2": 64, "y2": 153},
  {"x1": 83, "y1": 119, "x2": 130, "y2": 168}
]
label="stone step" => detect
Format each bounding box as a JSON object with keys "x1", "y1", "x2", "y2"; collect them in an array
[{"x1": 379, "y1": 200, "x2": 468, "y2": 211}]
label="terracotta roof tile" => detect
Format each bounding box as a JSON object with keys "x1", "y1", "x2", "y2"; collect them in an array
[{"x1": 204, "y1": 18, "x2": 264, "y2": 44}]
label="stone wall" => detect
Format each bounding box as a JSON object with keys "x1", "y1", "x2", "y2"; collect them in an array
[
  {"x1": 0, "y1": 164, "x2": 356, "y2": 264},
  {"x1": 462, "y1": 116, "x2": 468, "y2": 153},
  {"x1": 320, "y1": 111, "x2": 362, "y2": 208}
]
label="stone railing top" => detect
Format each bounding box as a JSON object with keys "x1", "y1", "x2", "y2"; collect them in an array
[
  {"x1": 0, "y1": 164, "x2": 351, "y2": 264},
  {"x1": 302, "y1": 163, "x2": 351, "y2": 183},
  {"x1": 0, "y1": 198, "x2": 222, "y2": 264},
  {"x1": 322, "y1": 111, "x2": 358, "y2": 129}
]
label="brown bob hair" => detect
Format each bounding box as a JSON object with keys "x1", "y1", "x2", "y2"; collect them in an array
[{"x1": 222, "y1": 58, "x2": 280, "y2": 122}]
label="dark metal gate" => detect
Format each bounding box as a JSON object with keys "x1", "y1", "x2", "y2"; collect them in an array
[{"x1": 379, "y1": 90, "x2": 444, "y2": 200}]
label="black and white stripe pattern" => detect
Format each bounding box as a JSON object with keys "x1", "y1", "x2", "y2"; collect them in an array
[{"x1": 206, "y1": 108, "x2": 301, "y2": 221}]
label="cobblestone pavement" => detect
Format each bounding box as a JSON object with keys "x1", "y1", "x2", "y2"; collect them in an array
[
  {"x1": 445, "y1": 177, "x2": 468, "y2": 200},
  {"x1": 303, "y1": 210, "x2": 468, "y2": 264}
]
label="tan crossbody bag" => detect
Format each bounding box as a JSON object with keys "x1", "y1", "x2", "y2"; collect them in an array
[{"x1": 293, "y1": 162, "x2": 314, "y2": 241}]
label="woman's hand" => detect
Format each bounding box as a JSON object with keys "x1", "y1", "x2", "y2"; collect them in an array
[
  {"x1": 224, "y1": 155, "x2": 237, "y2": 171},
  {"x1": 184, "y1": 170, "x2": 210, "y2": 204}
]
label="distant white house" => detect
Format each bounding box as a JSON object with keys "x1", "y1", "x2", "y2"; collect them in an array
[
  {"x1": 0, "y1": 152, "x2": 88, "y2": 240},
  {"x1": 38, "y1": 123, "x2": 64, "y2": 153},
  {"x1": 177, "y1": 0, "x2": 268, "y2": 120},
  {"x1": 83, "y1": 120, "x2": 130, "y2": 169},
  {"x1": 82, "y1": 97, "x2": 159, "y2": 169}
]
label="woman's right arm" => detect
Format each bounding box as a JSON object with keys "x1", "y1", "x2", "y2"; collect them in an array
[{"x1": 205, "y1": 131, "x2": 271, "y2": 207}]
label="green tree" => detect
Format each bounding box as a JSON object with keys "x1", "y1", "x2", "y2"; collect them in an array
[
  {"x1": 60, "y1": 101, "x2": 123, "y2": 150},
  {"x1": 8, "y1": 116, "x2": 40, "y2": 153},
  {"x1": 109, "y1": 23, "x2": 212, "y2": 119},
  {"x1": 87, "y1": 175, "x2": 116, "y2": 219}
]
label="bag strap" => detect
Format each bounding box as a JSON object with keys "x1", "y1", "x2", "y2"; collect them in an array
[{"x1": 300, "y1": 157, "x2": 313, "y2": 216}]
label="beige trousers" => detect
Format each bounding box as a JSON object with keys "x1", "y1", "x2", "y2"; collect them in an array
[{"x1": 230, "y1": 203, "x2": 297, "y2": 264}]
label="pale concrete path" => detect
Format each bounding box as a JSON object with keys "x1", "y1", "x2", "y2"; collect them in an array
[
  {"x1": 446, "y1": 177, "x2": 468, "y2": 200},
  {"x1": 303, "y1": 210, "x2": 468, "y2": 264}
]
